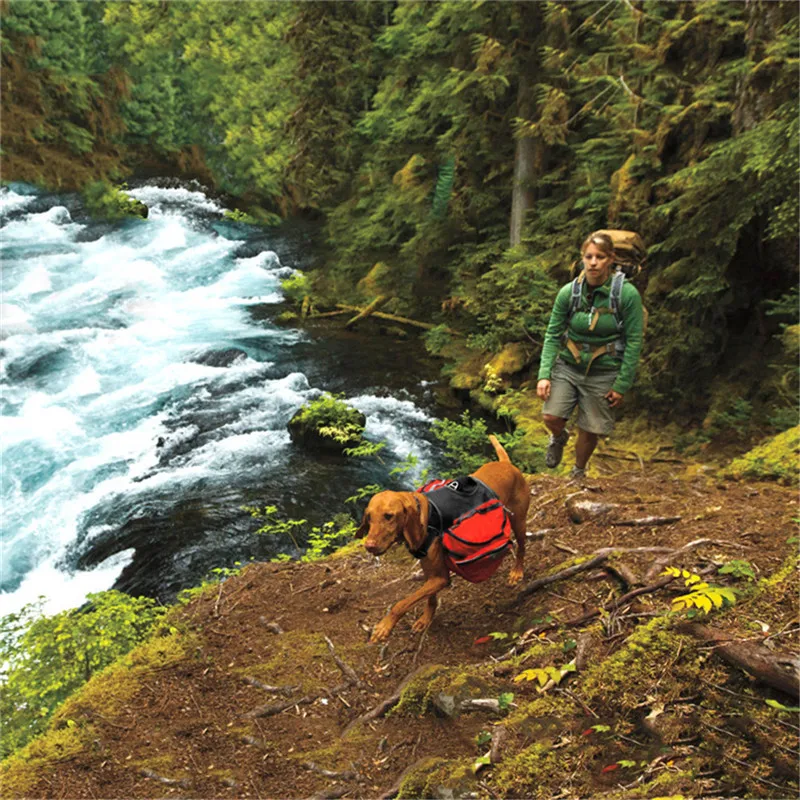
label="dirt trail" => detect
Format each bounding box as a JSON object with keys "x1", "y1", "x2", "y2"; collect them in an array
[{"x1": 7, "y1": 469, "x2": 798, "y2": 799}]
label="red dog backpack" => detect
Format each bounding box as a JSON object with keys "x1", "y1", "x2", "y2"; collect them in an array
[{"x1": 418, "y1": 477, "x2": 513, "y2": 583}]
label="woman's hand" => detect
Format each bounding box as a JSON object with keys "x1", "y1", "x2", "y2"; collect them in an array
[
  {"x1": 537, "y1": 379, "x2": 551, "y2": 401},
  {"x1": 605, "y1": 389, "x2": 624, "y2": 408}
]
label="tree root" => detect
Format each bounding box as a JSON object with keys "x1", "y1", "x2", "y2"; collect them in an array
[
  {"x1": 341, "y1": 664, "x2": 433, "y2": 736},
  {"x1": 324, "y1": 635, "x2": 363, "y2": 687},
  {"x1": 139, "y1": 768, "x2": 190, "y2": 788},
  {"x1": 243, "y1": 676, "x2": 298, "y2": 695}
]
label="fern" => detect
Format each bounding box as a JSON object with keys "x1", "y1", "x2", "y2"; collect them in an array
[{"x1": 432, "y1": 154, "x2": 455, "y2": 218}]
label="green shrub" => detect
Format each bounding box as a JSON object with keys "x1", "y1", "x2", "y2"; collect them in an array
[
  {"x1": 0, "y1": 592, "x2": 167, "y2": 758},
  {"x1": 293, "y1": 393, "x2": 366, "y2": 445},
  {"x1": 432, "y1": 411, "x2": 493, "y2": 474},
  {"x1": 82, "y1": 181, "x2": 148, "y2": 220}
]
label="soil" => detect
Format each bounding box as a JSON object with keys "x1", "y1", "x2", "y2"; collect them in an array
[{"x1": 8, "y1": 466, "x2": 799, "y2": 800}]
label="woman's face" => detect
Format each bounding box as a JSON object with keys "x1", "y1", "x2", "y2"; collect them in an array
[{"x1": 582, "y1": 243, "x2": 615, "y2": 286}]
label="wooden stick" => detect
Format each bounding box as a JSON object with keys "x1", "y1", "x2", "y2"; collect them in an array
[{"x1": 324, "y1": 635, "x2": 362, "y2": 687}]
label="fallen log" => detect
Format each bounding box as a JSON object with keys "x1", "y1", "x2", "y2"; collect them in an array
[
  {"x1": 517, "y1": 553, "x2": 610, "y2": 598},
  {"x1": 344, "y1": 295, "x2": 390, "y2": 329},
  {"x1": 678, "y1": 623, "x2": 799, "y2": 699},
  {"x1": 335, "y1": 304, "x2": 457, "y2": 334}
]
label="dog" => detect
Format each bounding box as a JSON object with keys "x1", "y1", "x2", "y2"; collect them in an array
[{"x1": 358, "y1": 435, "x2": 530, "y2": 642}]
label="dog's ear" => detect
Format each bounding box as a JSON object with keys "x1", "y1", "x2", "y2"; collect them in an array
[
  {"x1": 356, "y1": 512, "x2": 369, "y2": 539},
  {"x1": 401, "y1": 495, "x2": 424, "y2": 549}
]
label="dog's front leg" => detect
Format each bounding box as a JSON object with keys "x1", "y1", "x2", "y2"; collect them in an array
[{"x1": 370, "y1": 574, "x2": 449, "y2": 643}]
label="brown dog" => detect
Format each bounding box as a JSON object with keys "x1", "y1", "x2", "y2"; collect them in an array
[{"x1": 359, "y1": 435, "x2": 530, "y2": 642}]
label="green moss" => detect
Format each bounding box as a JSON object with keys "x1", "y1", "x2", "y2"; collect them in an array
[
  {"x1": 396, "y1": 756, "x2": 477, "y2": 799},
  {"x1": 580, "y1": 616, "x2": 699, "y2": 710},
  {"x1": 724, "y1": 425, "x2": 800, "y2": 485},
  {"x1": 0, "y1": 724, "x2": 94, "y2": 797},
  {"x1": 54, "y1": 632, "x2": 193, "y2": 724},
  {"x1": 244, "y1": 632, "x2": 333, "y2": 694},
  {"x1": 492, "y1": 742, "x2": 563, "y2": 798}
]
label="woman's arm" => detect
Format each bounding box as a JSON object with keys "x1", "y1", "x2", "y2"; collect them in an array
[
  {"x1": 537, "y1": 284, "x2": 572, "y2": 382},
  {"x1": 611, "y1": 284, "x2": 644, "y2": 395}
]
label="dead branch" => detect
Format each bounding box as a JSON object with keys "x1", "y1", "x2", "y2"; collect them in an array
[
  {"x1": 139, "y1": 769, "x2": 190, "y2": 788},
  {"x1": 243, "y1": 676, "x2": 298, "y2": 696},
  {"x1": 245, "y1": 694, "x2": 316, "y2": 719},
  {"x1": 309, "y1": 309, "x2": 350, "y2": 319},
  {"x1": 460, "y1": 698, "x2": 502, "y2": 714},
  {"x1": 517, "y1": 553, "x2": 610, "y2": 598},
  {"x1": 610, "y1": 515, "x2": 682, "y2": 527},
  {"x1": 644, "y1": 537, "x2": 742, "y2": 583},
  {"x1": 324, "y1": 635, "x2": 363, "y2": 687},
  {"x1": 490, "y1": 725, "x2": 508, "y2": 764},
  {"x1": 678, "y1": 623, "x2": 799, "y2": 699},
  {"x1": 603, "y1": 562, "x2": 641, "y2": 591}
]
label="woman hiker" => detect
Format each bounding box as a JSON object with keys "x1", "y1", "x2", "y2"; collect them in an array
[{"x1": 536, "y1": 231, "x2": 645, "y2": 479}]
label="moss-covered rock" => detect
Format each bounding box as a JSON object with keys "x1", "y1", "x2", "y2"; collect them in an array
[
  {"x1": 724, "y1": 425, "x2": 800, "y2": 485},
  {"x1": 83, "y1": 181, "x2": 148, "y2": 220},
  {"x1": 288, "y1": 393, "x2": 366, "y2": 453}
]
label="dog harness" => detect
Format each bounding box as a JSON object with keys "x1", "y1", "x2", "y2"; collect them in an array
[{"x1": 409, "y1": 477, "x2": 513, "y2": 583}]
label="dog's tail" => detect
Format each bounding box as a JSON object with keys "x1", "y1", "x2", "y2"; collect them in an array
[{"x1": 488, "y1": 434, "x2": 511, "y2": 463}]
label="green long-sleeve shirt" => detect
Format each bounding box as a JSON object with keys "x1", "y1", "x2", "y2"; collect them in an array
[{"x1": 537, "y1": 275, "x2": 644, "y2": 395}]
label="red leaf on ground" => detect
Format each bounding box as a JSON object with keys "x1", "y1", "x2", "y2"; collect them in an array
[
  {"x1": 601, "y1": 764, "x2": 619, "y2": 774},
  {"x1": 473, "y1": 636, "x2": 491, "y2": 645},
  {"x1": 581, "y1": 729, "x2": 594, "y2": 736}
]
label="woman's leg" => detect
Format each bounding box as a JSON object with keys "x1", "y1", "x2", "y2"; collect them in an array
[
  {"x1": 574, "y1": 428, "x2": 599, "y2": 469},
  {"x1": 542, "y1": 413, "x2": 567, "y2": 437}
]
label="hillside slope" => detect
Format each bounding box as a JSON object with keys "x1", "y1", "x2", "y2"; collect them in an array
[{"x1": 3, "y1": 469, "x2": 798, "y2": 799}]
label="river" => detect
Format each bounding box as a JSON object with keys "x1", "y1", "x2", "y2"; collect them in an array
[{"x1": 0, "y1": 182, "x2": 448, "y2": 615}]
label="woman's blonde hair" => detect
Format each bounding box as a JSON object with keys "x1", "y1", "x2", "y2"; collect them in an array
[{"x1": 580, "y1": 231, "x2": 615, "y2": 258}]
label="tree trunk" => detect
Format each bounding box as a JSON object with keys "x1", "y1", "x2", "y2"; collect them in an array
[{"x1": 509, "y1": 72, "x2": 536, "y2": 247}]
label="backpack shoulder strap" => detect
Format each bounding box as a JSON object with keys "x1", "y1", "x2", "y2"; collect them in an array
[
  {"x1": 567, "y1": 274, "x2": 584, "y2": 320},
  {"x1": 609, "y1": 270, "x2": 625, "y2": 330}
]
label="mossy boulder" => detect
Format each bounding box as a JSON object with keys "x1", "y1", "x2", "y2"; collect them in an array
[
  {"x1": 288, "y1": 393, "x2": 366, "y2": 453},
  {"x1": 724, "y1": 425, "x2": 800, "y2": 485}
]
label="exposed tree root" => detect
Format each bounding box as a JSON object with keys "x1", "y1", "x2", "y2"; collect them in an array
[
  {"x1": 139, "y1": 768, "x2": 190, "y2": 788},
  {"x1": 342, "y1": 664, "x2": 433, "y2": 736},
  {"x1": 324, "y1": 635, "x2": 363, "y2": 687}
]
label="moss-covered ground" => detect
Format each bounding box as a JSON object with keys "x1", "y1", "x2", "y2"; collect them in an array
[{"x1": 2, "y1": 464, "x2": 797, "y2": 799}]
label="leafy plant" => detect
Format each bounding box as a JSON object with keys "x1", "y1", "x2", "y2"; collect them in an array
[
  {"x1": 243, "y1": 504, "x2": 308, "y2": 552},
  {"x1": 431, "y1": 411, "x2": 491, "y2": 473},
  {"x1": 497, "y1": 691, "x2": 514, "y2": 712},
  {"x1": 718, "y1": 560, "x2": 757, "y2": 582},
  {"x1": 294, "y1": 393, "x2": 366, "y2": 445},
  {"x1": 0, "y1": 592, "x2": 167, "y2": 758},
  {"x1": 661, "y1": 567, "x2": 737, "y2": 614},
  {"x1": 514, "y1": 660, "x2": 577, "y2": 687}
]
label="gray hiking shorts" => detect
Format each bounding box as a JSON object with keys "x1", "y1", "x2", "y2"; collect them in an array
[{"x1": 542, "y1": 360, "x2": 618, "y2": 436}]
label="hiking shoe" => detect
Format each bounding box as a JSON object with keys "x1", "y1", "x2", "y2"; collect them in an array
[
  {"x1": 569, "y1": 466, "x2": 586, "y2": 481},
  {"x1": 545, "y1": 429, "x2": 569, "y2": 468}
]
